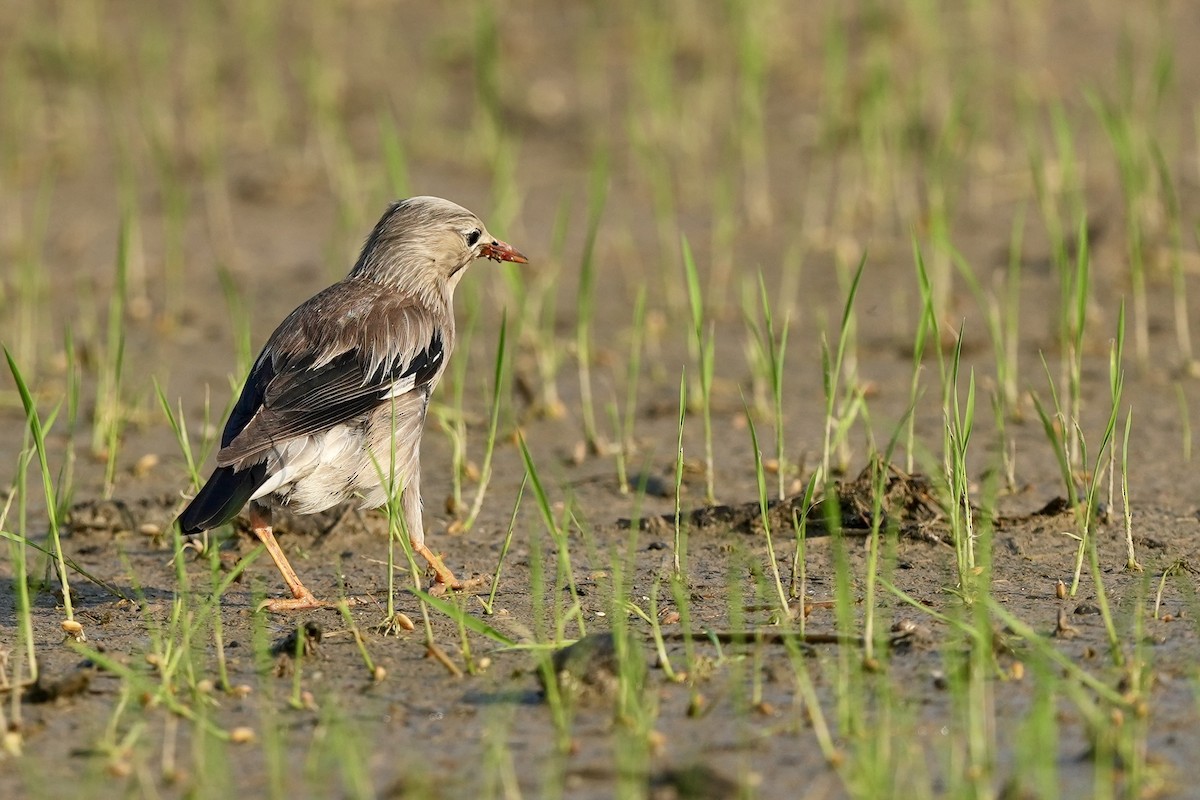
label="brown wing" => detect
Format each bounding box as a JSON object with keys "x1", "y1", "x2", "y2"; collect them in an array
[{"x1": 216, "y1": 282, "x2": 445, "y2": 467}]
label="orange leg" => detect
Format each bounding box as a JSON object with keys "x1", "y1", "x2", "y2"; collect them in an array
[
  {"x1": 412, "y1": 540, "x2": 460, "y2": 587},
  {"x1": 249, "y1": 506, "x2": 324, "y2": 612},
  {"x1": 401, "y1": 476, "x2": 477, "y2": 591},
  {"x1": 412, "y1": 540, "x2": 489, "y2": 594}
]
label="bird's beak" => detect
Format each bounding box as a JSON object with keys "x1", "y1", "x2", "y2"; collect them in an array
[{"x1": 480, "y1": 238, "x2": 528, "y2": 264}]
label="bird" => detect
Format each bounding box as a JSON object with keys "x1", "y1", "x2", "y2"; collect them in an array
[{"x1": 176, "y1": 196, "x2": 527, "y2": 611}]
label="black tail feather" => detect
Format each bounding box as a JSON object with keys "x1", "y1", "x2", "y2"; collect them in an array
[{"x1": 177, "y1": 463, "x2": 268, "y2": 534}]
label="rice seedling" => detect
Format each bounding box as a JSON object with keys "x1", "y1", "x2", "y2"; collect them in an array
[
  {"x1": 679, "y1": 237, "x2": 717, "y2": 505},
  {"x1": 92, "y1": 210, "x2": 134, "y2": 498},
  {"x1": 1090, "y1": 35, "x2": 1172, "y2": 369},
  {"x1": 2, "y1": 448, "x2": 38, "y2": 686},
  {"x1": 744, "y1": 272, "x2": 792, "y2": 500},
  {"x1": 1177, "y1": 383, "x2": 1193, "y2": 463},
  {"x1": 941, "y1": 327, "x2": 979, "y2": 599},
  {"x1": 481, "y1": 474, "x2": 526, "y2": 616},
  {"x1": 671, "y1": 370, "x2": 687, "y2": 579},
  {"x1": 1152, "y1": 144, "x2": 1193, "y2": 371},
  {"x1": 612, "y1": 286, "x2": 647, "y2": 494},
  {"x1": 574, "y1": 151, "x2": 609, "y2": 457},
  {"x1": 5, "y1": 347, "x2": 77, "y2": 636},
  {"x1": 820, "y1": 253, "x2": 867, "y2": 482},
  {"x1": 438, "y1": 306, "x2": 479, "y2": 517},
  {"x1": 1032, "y1": 298, "x2": 1126, "y2": 604},
  {"x1": 730, "y1": 0, "x2": 772, "y2": 228},
  {"x1": 518, "y1": 434, "x2": 585, "y2": 640},
  {"x1": 155, "y1": 379, "x2": 205, "y2": 493},
  {"x1": 743, "y1": 401, "x2": 790, "y2": 619},
  {"x1": 11, "y1": 173, "x2": 54, "y2": 374},
  {"x1": 505, "y1": 193, "x2": 569, "y2": 419},
  {"x1": 906, "y1": 239, "x2": 936, "y2": 476},
  {"x1": 523, "y1": 516, "x2": 573, "y2": 771},
  {"x1": 787, "y1": 474, "x2": 820, "y2": 617}
]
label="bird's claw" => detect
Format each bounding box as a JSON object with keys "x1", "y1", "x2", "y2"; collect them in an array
[
  {"x1": 257, "y1": 592, "x2": 329, "y2": 613},
  {"x1": 428, "y1": 574, "x2": 487, "y2": 597}
]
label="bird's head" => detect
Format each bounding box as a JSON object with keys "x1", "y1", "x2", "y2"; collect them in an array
[{"x1": 350, "y1": 196, "x2": 527, "y2": 299}]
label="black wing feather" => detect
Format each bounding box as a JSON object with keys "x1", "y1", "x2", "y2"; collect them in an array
[
  {"x1": 177, "y1": 462, "x2": 268, "y2": 534},
  {"x1": 221, "y1": 354, "x2": 275, "y2": 448},
  {"x1": 217, "y1": 331, "x2": 444, "y2": 465}
]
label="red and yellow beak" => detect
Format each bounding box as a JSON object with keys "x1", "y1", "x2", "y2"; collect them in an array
[{"x1": 480, "y1": 238, "x2": 528, "y2": 264}]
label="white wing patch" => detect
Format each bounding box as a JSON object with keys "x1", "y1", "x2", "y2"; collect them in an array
[{"x1": 382, "y1": 374, "x2": 418, "y2": 399}]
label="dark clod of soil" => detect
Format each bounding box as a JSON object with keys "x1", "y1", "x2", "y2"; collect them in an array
[
  {"x1": 624, "y1": 460, "x2": 945, "y2": 541},
  {"x1": 272, "y1": 621, "x2": 323, "y2": 657},
  {"x1": 648, "y1": 764, "x2": 744, "y2": 800},
  {"x1": 24, "y1": 667, "x2": 95, "y2": 704},
  {"x1": 538, "y1": 631, "x2": 646, "y2": 704}
]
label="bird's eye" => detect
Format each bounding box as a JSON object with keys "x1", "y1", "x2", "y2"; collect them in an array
[{"x1": 465, "y1": 229, "x2": 482, "y2": 247}]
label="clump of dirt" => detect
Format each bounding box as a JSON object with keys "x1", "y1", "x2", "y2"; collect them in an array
[{"x1": 625, "y1": 460, "x2": 944, "y2": 541}]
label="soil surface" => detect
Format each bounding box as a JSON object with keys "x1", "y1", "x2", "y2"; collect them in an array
[{"x1": 4, "y1": 2, "x2": 1200, "y2": 798}]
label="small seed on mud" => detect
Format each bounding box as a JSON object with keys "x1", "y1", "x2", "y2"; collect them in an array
[
  {"x1": 1009, "y1": 662, "x2": 1025, "y2": 680},
  {"x1": 196, "y1": 679, "x2": 215, "y2": 694},
  {"x1": 229, "y1": 727, "x2": 256, "y2": 744},
  {"x1": 138, "y1": 523, "x2": 161, "y2": 537},
  {"x1": 61, "y1": 619, "x2": 86, "y2": 642},
  {"x1": 373, "y1": 666, "x2": 387, "y2": 682},
  {"x1": 392, "y1": 612, "x2": 415, "y2": 632},
  {"x1": 132, "y1": 453, "x2": 159, "y2": 477},
  {"x1": 687, "y1": 693, "x2": 707, "y2": 717},
  {"x1": 1056, "y1": 580, "x2": 1067, "y2": 599},
  {"x1": 231, "y1": 684, "x2": 253, "y2": 698}
]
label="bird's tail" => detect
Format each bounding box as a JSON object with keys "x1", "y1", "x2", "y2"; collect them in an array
[{"x1": 177, "y1": 463, "x2": 268, "y2": 534}]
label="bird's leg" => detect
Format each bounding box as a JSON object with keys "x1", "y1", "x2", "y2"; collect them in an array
[
  {"x1": 412, "y1": 540, "x2": 460, "y2": 586},
  {"x1": 402, "y1": 478, "x2": 482, "y2": 592},
  {"x1": 249, "y1": 504, "x2": 324, "y2": 612}
]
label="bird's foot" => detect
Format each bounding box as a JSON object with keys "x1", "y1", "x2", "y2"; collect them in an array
[
  {"x1": 256, "y1": 591, "x2": 365, "y2": 613},
  {"x1": 428, "y1": 573, "x2": 488, "y2": 597},
  {"x1": 413, "y1": 543, "x2": 480, "y2": 593}
]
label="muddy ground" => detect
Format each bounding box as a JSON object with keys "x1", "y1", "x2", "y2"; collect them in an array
[{"x1": 4, "y1": 2, "x2": 1200, "y2": 798}]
